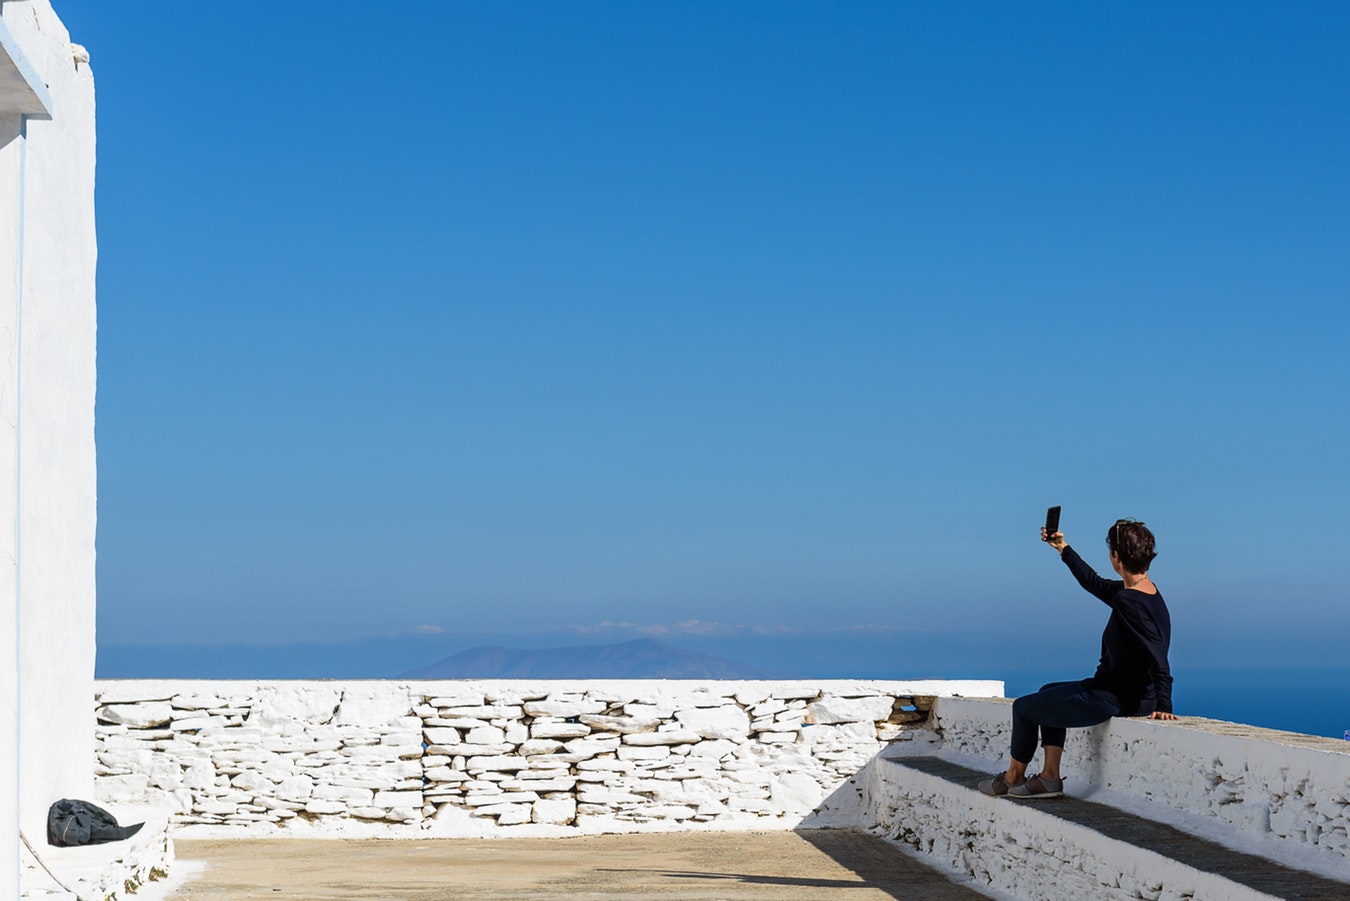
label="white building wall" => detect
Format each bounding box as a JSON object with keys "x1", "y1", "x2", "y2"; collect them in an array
[
  {"x1": 0, "y1": 0, "x2": 97, "y2": 893},
  {"x1": 0, "y1": 107, "x2": 24, "y2": 901}
]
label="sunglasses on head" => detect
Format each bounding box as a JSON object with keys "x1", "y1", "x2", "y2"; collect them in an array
[{"x1": 1108, "y1": 519, "x2": 1142, "y2": 549}]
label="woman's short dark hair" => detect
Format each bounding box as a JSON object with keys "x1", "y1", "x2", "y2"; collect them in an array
[{"x1": 1107, "y1": 519, "x2": 1157, "y2": 573}]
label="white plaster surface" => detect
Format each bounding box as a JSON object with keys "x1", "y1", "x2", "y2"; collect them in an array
[
  {"x1": 866, "y1": 756, "x2": 1285, "y2": 901},
  {"x1": 1, "y1": 2, "x2": 96, "y2": 897},
  {"x1": 92, "y1": 679, "x2": 998, "y2": 839},
  {"x1": 920, "y1": 697, "x2": 1350, "y2": 884}
]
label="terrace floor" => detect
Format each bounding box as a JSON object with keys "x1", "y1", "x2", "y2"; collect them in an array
[{"x1": 165, "y1": 829, "x2": 991, "y2": 900}]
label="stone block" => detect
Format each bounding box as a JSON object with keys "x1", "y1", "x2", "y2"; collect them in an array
[
  {"x1": 97, "y1": 702, "x2": 174, "y2": 728},
  {"x1": 373, "y1": 790, "x2": 423, "y2": 808},
  {"x1": 523, "y1": 699, "x2": 605, "y2": 718},
  {"x1": 425, "y1": 767, "x2": 469, "y2": 784},
  {"x1": 502, "y1": 776, "x2": 575, "y2": 792},
  {"x1": 518, "y1": 739, "x2": 563, "y2": 756},
  {"x1": 579, "y1": 714, "x2": 661, "y2": 734},
  {"x1": 618, "y1": 746, "x2": 670, "y2": 761},
  {"x1": 97, "y1": 684, "x2": 178, "y2": 704},
  {"x1": 676, "y1": 706, "x2": 750, "y2": 741},
  {"x1": 623, "y1": 729, "x2": 700, "y2": 746},
  {"x1": 531, "y1": 722, "x2": 591, "y2": 740},
  {"x1": 421, "y1": 724, "x2": 464, "y2": 745},
  {"x1": 807, "y1": 695, "x2": 894, "y2": 725},
  {"x1": 275, "y1": 775, "x2": 315, "y2": 802},
  {"x1": 313, "y1": 785, "x2": 374, "y2": 806},
  {"x1": 533, "y1": 799, "x2": 577, "y2": 825},
  {"x1": 253, "y1": 685, "x2": 342, "y2": 725},
  {"x1": 465, "y1": 726, "x2": 507, "y2": 745},
  {"x1": 770, "y1": 772, "x2": 822, "y2": 814},
  {"x1": 644, "y1": 805, "x2": 696, "y2": 820},
  {"x1": 170, "y1": 716, "x2": 212, "y2": 732},
  {"x1": 476, "y1": 803, "x2": 532, "y2": 825},
  {"x1": 465, "y1": 756, "x2": 529, "y2": 773},
  {"x1": 439, "y1": 705, "x2": 523, "y2": 719}
]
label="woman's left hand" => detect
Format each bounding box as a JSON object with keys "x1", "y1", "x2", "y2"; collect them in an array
[{"x1": 1149, "y1": 711, "x2": 1178, "y2": 721}]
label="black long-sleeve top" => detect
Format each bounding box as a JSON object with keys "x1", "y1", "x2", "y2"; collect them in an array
[{"x1": 1061, "y1": 546, "x2": 1173, "y2": 716}]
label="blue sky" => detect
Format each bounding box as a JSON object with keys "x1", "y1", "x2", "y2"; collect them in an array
[{"x1": 63, "y1": 2, "x2": 1348, "y2": 662}]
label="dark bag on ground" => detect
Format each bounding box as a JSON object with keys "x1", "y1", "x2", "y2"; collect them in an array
[{"x1": 47, "y1": 799, "x2": 144, "y2": 846}]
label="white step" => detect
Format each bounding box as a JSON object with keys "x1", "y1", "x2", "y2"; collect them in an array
[{"x1": 870, "y1": 757, "x2": 1349, "y2": 901}]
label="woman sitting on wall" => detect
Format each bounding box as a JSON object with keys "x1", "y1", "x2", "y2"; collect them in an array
[{"x1": 979, "y1": 519, "x2": 1176, "y2": 799}]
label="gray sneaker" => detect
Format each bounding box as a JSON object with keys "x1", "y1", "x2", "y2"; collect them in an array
[
  {"x1": 977, "y1": 773, "x2": 1014, "y2": 797},
  {"x1": 1007, "y1": 774, "x2": 1064, "y2": 799}
]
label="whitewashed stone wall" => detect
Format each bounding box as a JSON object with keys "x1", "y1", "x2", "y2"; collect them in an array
[
  {"x1": 917, "y1": 697, "x2": 1350, "y2": 882},
  {"x1": 93, "y1": 679, "x2": 1000, "y2": 837}
]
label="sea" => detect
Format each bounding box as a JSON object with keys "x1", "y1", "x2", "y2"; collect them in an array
[{"x1": 1002, "y1": 666, "x2": 1350, "y2": 741}]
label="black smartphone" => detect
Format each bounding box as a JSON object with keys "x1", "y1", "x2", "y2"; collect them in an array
[{"x1": 1045, "y1": 505, "x2": 1061, "y2": 535}]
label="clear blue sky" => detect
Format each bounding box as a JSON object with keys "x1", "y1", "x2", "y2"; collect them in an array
[{"x1": 63, "y1": 2, "x2": 1348, "y2": 660}]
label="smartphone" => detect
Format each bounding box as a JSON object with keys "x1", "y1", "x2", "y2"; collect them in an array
[{"x1": 1045, "y1": 505, "x2": 1061, "y2": 535}]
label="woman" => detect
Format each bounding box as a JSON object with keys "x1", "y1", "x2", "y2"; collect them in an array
[{"x1": 979, "y1": 518, "x2": 1176, "y2": 799}]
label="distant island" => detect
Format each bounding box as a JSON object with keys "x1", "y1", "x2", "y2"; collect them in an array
[{"x1": 402, "y1": 637, "x2": 764, "y2": 680}]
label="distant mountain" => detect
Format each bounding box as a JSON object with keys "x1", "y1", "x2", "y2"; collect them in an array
[{"x1": 401, "y1": 638, "x2": 765, "y2": 679}]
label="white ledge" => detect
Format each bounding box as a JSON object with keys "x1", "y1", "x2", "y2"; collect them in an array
[{"x1": 0, "y1": 16, "x2": 53, "y2": 116}]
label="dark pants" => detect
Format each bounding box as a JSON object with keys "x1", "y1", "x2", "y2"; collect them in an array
[{"x1": 1010, "y1": 680, "x2": 1121, "y2": 764}]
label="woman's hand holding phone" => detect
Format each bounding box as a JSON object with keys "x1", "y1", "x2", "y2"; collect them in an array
[{"x1": 1041, "y1": 527, "x2": 1067, "y2": 552}]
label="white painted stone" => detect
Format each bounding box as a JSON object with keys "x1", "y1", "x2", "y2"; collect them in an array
[
  {"x1": 579, "y1": 714, "x2": 661, "y2": 734},
  {"x1": 172, "y1": 693, "x2": 227, "y2": 710},
  {"x1": 440, "y1": 705, "x2": 523, "y2": 719},
  {"x1": 518, "y1": 739, "x2": 564, "y2": 756},
  {"x1": 770, "y1": 772, "x2": 823, "y2": 814},
  {"x1": 531, "y1": 722, "x2": 591, "y2": 740},
  {"x1": 373, "y1": 790, "x2": 423, "y2": 808},
  {"x1": 275, "y1": 775, "x2": 315, "y2": 802},
  {"x1": 466, "y1": 725, "x2": 507, "y2": 745},
  {"x1": 807, "y1": 695, "x2": 894, "y2": 725},
  {"x1": 96, "y1": 685, "x2": 177, "y2": 705},
  {"x1": 253, "y1": 685, "x2": 342, "y2": 725},
  {"x1": 425, "y1": 767, "x2": 469, "y2": 784},
  {"x1": 97, "y1": 702, "x2": 174, "y2": 728},
  {"x1": 478, "y1": 803, "x2": 532, "y2": 825},
  {"x1": 523, "y1": 699, "x2": 605, "y2": 717},
  {"x1": 533, "y1": 798, "x2": 577, "y2": 825},
  {"x1": 618, "y1": 746, "x2": 671, "y2": 761},
  {"x1": 675, "y1": 706, "x2": 750, "y2": 741},
  {"x1": 335, "y1": 684, "x2": 414, "y2": 727},
  {"x1": 426, "y1": 690, "x2": 485, "y2": 707},
  {"x1": 623, "y1": 729, "x2": 700, "y2": 747},
  {"x1": 465, "y1": 756, "x2": 529, "y2": 773},
  {"x1": 423, "y1": 727, "x2": 462, "y2": 745},
  {"x1": 688, "y1": 739, "x2": 739, "y2": 759}
]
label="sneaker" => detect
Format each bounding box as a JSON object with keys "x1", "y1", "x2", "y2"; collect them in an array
[
  {"x1": 1007, "y1": 773, "x2": 1064, "y2": 799},
  {"x1": 977, "y1": 773, "x2": 1015, "y2": 797}
]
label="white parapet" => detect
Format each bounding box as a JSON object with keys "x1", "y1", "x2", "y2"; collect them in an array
[
  {"x1": 91, "y1": 678, "x2": 1002, "y2": 839},
  {"x1": 926, "y1": 696, "x2": 1350, "y2": 883}
]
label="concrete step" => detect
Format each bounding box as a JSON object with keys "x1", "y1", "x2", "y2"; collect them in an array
[{"x1": 873, "y1": 757, "x2": 1350, "y2": 901}]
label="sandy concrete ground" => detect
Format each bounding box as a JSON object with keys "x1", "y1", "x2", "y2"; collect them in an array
[{"x1": 167, "y1": 830, "x2": 992, "y2": 900}]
